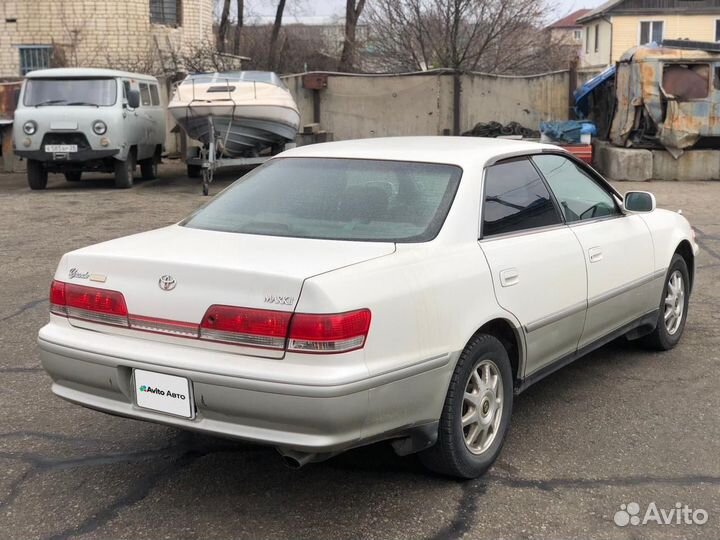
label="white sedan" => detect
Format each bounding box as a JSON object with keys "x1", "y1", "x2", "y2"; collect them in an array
[{"x1": 38, "y1": 137, "x2": 697, "y2": 478}]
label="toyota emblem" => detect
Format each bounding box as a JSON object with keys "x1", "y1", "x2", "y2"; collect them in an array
[{"x1": 158, "y1": 275, "x2": 176, "y2": 291}]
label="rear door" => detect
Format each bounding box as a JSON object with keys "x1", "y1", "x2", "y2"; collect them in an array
[
  {"x1": 531, "y1": 154, "x2": 656, "y2": 349},
  {"x1": 479, "y1": 157, "x2": 587, "y2": 377}
]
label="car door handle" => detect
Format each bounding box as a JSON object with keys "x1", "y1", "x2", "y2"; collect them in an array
[
  {"x1": 588, "y1": 247, "x2": 603, "y2": 263},
  {"x1": 500, "y1": 268, "x2": 520, "y2": 287}
]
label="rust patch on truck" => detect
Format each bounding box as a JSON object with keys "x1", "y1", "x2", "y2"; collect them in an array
[{"x1": 610, "y1": 46, "x2": 720, "y2": 157}]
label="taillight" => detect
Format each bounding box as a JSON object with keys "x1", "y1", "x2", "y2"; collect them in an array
[
  {"x1": 49, "y1": 280, "x2": 67, "y2": 316},
  {"x1": 49, "y1": 280, "x2": 128, "y2": 327},
  {"x1": 200, "y1": 306, "x2": 291, "y2": 349},
  {"x1": 288, "y1": 309, "x2": 371, "y2": 353}
]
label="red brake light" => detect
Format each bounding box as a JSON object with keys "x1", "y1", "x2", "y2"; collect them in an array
[
  {"x1": 200, "y1": 306, "x2": 291, "y2": 349},
  {"x1": 288, "y1": 309, "x2": 371, "y2": 353},
  {"x1": 49, "y1": 280, "x2": 129, "y2": 326},
  {"x1": 49, "y1": 280, "x2": 67, "y2": 316}
]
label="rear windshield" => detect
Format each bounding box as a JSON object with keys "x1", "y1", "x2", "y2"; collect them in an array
[
  {"x1": 183, "y1": 158, "x2": 462, "y2": 242},
  {"x1": 23, "y1": 78, "x2": 117, "y2": 107}
]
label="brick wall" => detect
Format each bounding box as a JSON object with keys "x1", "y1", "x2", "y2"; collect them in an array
[{"x1": 0, "y1": 0, "x2": 214, "y2": 78}]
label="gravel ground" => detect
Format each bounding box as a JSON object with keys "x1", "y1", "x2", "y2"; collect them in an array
[{"x1": 0, "y1": 161, "x2": 718, "y2": 540}]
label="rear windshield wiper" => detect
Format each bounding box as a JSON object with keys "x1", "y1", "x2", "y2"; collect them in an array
[{"x1": 35, "y1": 99, "x2": 67, "y2": 107}]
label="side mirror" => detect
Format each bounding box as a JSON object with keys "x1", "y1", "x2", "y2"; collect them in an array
[
  {"x1": 126, "y1": 89, "x2": 140, "y2": 109},
  {"x1": 624, "y1": 191, "x2": 656, "y2": 213}
]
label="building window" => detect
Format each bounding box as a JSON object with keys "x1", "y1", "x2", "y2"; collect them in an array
[
  {"x1": 18, "y1": 46, "x2": 52, "y2": 76},
  {"x1": 716, "y1": 19, "x2": 720, "y2": 42},
  {"x1": 594, "y1": 24, "x2": 599, "y2": 52},
  {"x1": 586, "y1": 26, "x2": 591, "y2": 53},
  {"x1": 640, "y1": 21, "x2": 664, "y2": 45},
  {"x1": 574, "y1": 29, "x2": 582, "y2": 41},
  {"x1": 150, "y1": 0, "x2": 181, "y2": 26}
]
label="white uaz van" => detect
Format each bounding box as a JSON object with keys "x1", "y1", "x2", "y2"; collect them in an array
[{"x1": 13, "y1": 68, "x2": 166, "y2": 189}]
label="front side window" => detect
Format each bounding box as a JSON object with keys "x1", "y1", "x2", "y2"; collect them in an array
[
  {"x1": 149, "y1": 84, "x2": 160, "y2": 106},
  {"x1": 23, "y1": 78, "x2": 117, "y2": 107},
  {"x1": 482, "y1": 159, "x2": 561, "y2": 238},
  {"x1": 183, "y1": 158, "x2": 462, "y2": 243},
  {"x1": 640, "y1": 21, "x2": 664, "y2": 45},
  {"x1": 18, "y1": 46, "x2": 52, "y2": 76},
  {"x1": 139, "y1": 83, "x2": 151, "y2": 106},
  {"x1": 532, "y1": 154, "x2": 619, "y2": 222}
]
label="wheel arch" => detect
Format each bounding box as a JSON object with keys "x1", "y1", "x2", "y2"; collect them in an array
[
  {"x1": 466, "y1": 318, "x2": 524, "y2": 385},
  {"x1": 674, "y1": 240, "x2": 694, "y2": 292}
]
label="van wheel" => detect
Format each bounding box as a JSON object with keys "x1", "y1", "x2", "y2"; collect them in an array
[
  {"x1": 140, "y1": 155, "x2": 158, "y2": 180},
  {"x1": 64, "y1": 171, "x2": 82, "y2": 182},
  {"x1": 187, "y1": 164, "x2": 202, "y2": 178},
  {"x1": 27, "y1": 160, "x2": 48, "y2": 190},
  {"x1": 114, "y1": 153, "x2": 135, "y2": 189},
  {"x1": 419, "y1": 334, "x2": 513, "y2": 479}
]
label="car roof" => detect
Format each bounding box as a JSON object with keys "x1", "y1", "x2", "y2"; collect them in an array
[
  {"x1": 280, "y1": 136, "x2": 561, "y2": 168},
  {"x1": 24, "y1": 68, "x2": 158, "y2": 81}
]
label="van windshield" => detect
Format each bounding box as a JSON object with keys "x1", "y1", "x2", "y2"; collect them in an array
[
  {"x1": 183, "y1": 157, "x2": 462, "y2": 243},
  {"x1": 23, "y1": 78, "x2": 117, "y2": 107}
]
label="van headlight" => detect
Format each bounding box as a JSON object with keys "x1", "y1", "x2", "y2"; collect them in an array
[
  {"x1": 23, "y1": 121, "x2": 37, "y2": 135},
  {"x1": 92, "y1": 120, "x2": 107, "y2": 135}
]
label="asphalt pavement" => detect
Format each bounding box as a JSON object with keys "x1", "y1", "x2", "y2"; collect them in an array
[{"x1": 0, "y1": 162, "x2": 718, "y2": 539}]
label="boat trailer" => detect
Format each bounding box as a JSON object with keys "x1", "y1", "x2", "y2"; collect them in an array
[{"x1": 186, "y1": 117, "x2": 294, "y2": 196}]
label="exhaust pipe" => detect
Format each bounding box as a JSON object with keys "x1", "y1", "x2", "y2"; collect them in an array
[{"x1": 277, "y1": 448, "x2": 318, "y2": 469}]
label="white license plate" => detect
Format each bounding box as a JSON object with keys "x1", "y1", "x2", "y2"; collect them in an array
[
  {"x1": 45, "y1": 144, "x2": 78, "y2": 153},
  {"x1": 134, "y1": 369, "x2": 194, "y2": 418}
]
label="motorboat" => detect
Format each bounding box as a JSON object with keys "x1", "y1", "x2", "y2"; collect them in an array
[{"x1": 169, "y1": 71, "x2": 300, "y2": 157}]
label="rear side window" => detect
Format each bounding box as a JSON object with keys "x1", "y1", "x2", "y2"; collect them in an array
[
  {"x1": 149, "y1": 84, "x2": 160, "y2": 106},
  {"x1": 139, "y1": 83, "x2": 151, "y2": 106},
  {"x1": 482, "y1": 159, "x2": 560, "y2": 237}
]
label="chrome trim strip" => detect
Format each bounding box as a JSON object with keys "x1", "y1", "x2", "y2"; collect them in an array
[
  {"x1": 479, "y1": 223, "x2": 568, "y2": 243},
  {"x1": 523, "y1": 268, "x2": 666, "y2": 333},
  {"x1": 588, "y1": 268, "x2": 666, "y2": 308},
  {"x1": 524, "y1": 300, "x2": 587, "y2": 333}
]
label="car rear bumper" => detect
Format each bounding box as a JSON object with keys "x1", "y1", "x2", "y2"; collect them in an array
[{"x1": 38, "y1": 321, "x2": 453, "y2": 453}]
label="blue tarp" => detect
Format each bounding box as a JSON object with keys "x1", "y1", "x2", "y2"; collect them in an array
[
  {"x1": 574, "y1": 65, "x2": 616, "y2": 118},
  {"x1": 540, "y1": 121, "x2": 597, "y2": 144}
]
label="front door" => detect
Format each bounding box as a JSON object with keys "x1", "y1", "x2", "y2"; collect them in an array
[
  {"x1": 531, "y1": 154, "x2": 656, "y2": 349},
  {"x1": 479, "y1": 158, "x2": 587, "y2": 377}
]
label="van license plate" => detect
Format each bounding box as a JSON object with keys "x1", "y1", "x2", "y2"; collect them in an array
[
  {"x1": 45, "y1": 145, "x2": 77, "y2": 153},
  {"x1": 134, "y1": 369, "x2": 194, "y2": 418}
]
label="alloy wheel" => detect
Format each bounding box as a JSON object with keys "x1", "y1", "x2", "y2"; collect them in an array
[{"x1": 462, "y1": 359, "x2": 504, "y2": 455}]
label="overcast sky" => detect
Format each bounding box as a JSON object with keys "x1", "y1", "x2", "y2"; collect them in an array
[{"x1": 240, "y1": 0, "x2": 609, "y2": 21}]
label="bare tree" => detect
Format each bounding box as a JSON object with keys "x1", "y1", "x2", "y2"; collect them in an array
[
  {"x1": 366, "y1": 0, "x2": 547, "y2": 73},
  {"x1": 268, "y1": 0, "x2": 287, "y2": 70},
  {"x1": 217, "y1": 0, "x2": 232, "y2": 52},
  {"x1": 233, "y1": 0, "x2": 244, "y2": 55},
  {"x1": 339, "y1": 0, "x2": 367, "y2": 72}
]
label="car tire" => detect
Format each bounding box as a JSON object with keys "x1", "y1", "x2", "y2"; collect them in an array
[
  {"x1": 27, "y1": 160, "x2": 48, "y2": 190},
  {"x1": 64, "y1": 171, "x2": 82, "y2": 182},
  {"x1": 640, "y1": 254, "x2": 690, "y2": 351},
  {"x1": 419, "y1": 334, "x2": 513, "y2": 479},
  {"x1": 187, "y1": 164, "x2": 202, "y2": 178},
  {"x1": 140, "y1": 155, "x2": 158, "y2": 180},
  {"x1": 114, "y1": 152, "x2": 135, "y2": 189}
]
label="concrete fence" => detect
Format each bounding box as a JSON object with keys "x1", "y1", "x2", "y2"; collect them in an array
[{"x1": 283, "y1": 69, "x2": 574, "y2": 141}]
